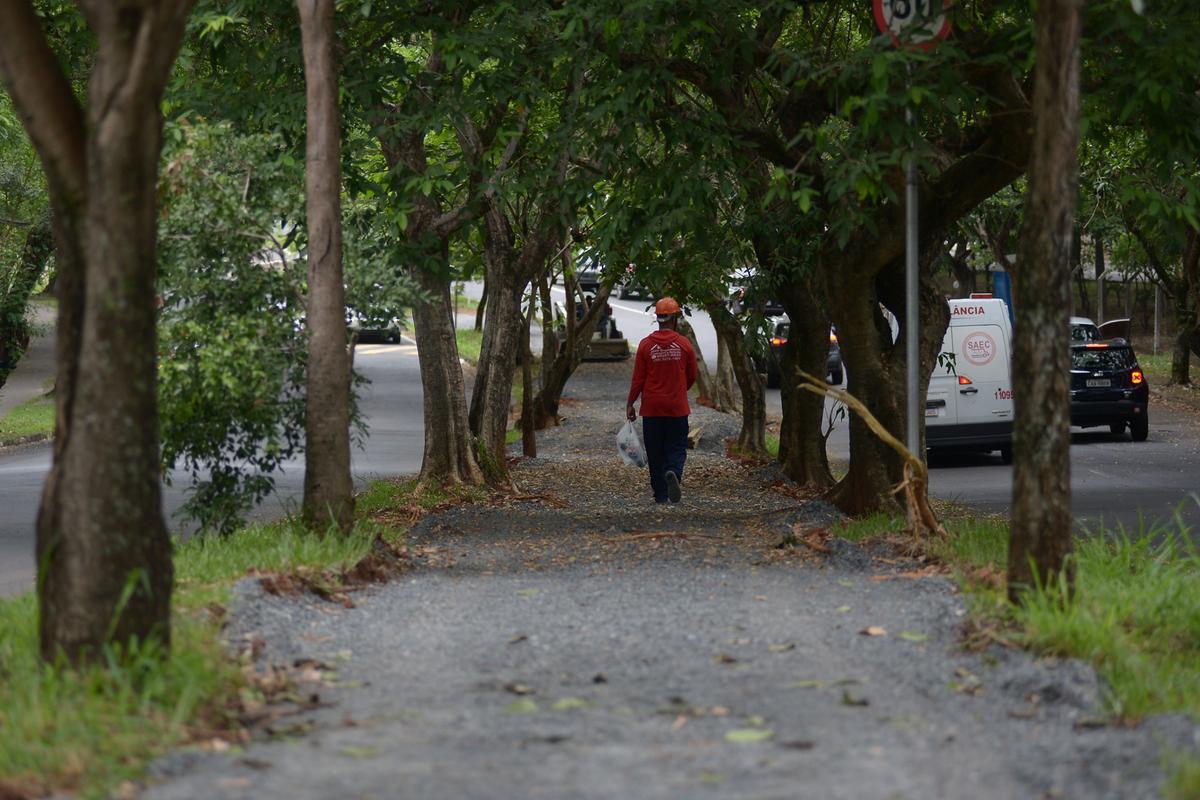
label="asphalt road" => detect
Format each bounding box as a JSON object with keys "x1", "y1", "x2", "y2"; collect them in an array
[{"x1": 0, "y1": 342, "x2": 424, "y2": 598}]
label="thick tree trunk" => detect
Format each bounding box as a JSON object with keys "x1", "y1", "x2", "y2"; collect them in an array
[
  {"x1": 825, "y1": 272, "x2": 904, "y2": 514},
  {"x1": 1007, "y1": 0, "x2": 1083, "y2": 603},
  {"x1": 298, "y1": 0, "x2": 354, "y2": 532},
  {"x1": 468, "y1": 269, "x2": 525, "y2": 482},
  {"x1": 777, "y1": 282, "x2": 833, "y2": 488},
  {"x1": 411, "y1": 267, "x2": 484, "y2": 486},
  {"x1": 707, "y1": 301, "x2": 765, "y2": 455},
  {"x1": 0, "y1": 0, "x2": 194, "y2": 662}
]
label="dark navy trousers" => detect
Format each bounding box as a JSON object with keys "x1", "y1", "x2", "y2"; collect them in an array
[{"x1": 642, "y1": 416, "x2": 688, "y2": 503}]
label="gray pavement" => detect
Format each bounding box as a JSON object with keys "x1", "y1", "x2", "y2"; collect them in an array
[{"x1": 141, "y1": 361, "x2": 1197, "y2": 800}]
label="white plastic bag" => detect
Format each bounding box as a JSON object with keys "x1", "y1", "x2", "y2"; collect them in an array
[{"x1": 616, "y1": 420, "x2": 647, "y2": 468}]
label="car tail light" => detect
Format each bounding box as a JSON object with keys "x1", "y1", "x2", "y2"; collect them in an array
[
  {"x1": 829, "y1": 331, "x2": 838, "y2": 344},
  {"x1": 770, "y1": 337, "x2": 786, "y2": 346},
  {"x1": 958, "y1": 375, "x2": 973, "y2": 385},
  {"x1": 1131, "y1": 370, "x2": 1144, "y2": 385}
]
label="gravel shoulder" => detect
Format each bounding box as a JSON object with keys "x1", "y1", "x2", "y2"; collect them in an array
[{"x1": 144, "y1": 361, "x2": 1196, "y2": 800}]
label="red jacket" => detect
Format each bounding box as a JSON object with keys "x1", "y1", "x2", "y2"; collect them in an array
[{"x1": 627, "y1": 330, "x2": 697, "y2": 417}]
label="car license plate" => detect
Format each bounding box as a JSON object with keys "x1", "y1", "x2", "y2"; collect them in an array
[
  {"x1": 925, "y1": 407, "x2": 941, "y2": 417},
  {"x1": 1086, "y1": 378, "x2": 1111, "y2": 387}
]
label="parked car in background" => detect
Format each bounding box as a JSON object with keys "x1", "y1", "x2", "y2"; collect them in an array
[
  {"x1": 347, "y1": 309, "x2": 404, "y2": 344},
  {"x1": 553, "y1": 298, "x2": 630, "y2": 361},
  {"x1": 753, "y1": 315, "x2": 842, "y2": 388},
  {"x1": 1070, "y1": 339, "x2": 1149, "y2": 441}
]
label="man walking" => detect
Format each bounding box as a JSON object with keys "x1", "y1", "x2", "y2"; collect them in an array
[{"x1": 626, "y1": 297, "x2": 697, "y2": 504}]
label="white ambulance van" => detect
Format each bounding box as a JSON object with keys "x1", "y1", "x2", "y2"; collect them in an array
[{"x1": 925, "y1": 295, "x2": 1015, "y2": 462}]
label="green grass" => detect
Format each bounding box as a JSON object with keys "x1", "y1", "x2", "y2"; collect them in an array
[
  {"x1": 0, "y1": 396, "x2": 55, "y2": 442},
  {"x1": 455, "y1": 328, "x2": 484, "y2": 364},
  {"x1": 0, "y1": 591, "x2": 242, "y2": 798},
  {"x1": 765, "y1": 434, "x2": 779, "y2": 459},
  {"x1": 0, "y1": 480, "x2": 428, "y2": 799}
]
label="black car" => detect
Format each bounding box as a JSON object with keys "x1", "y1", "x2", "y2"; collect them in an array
[
  {"x1": 754, "y1": 317, "x2": 843, "y2": 388},
  {"x1": 1069, "y1": 339, "x2": 1148, "y2": 441}
]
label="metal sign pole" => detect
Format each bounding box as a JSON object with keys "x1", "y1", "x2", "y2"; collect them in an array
[{"x1": 905, "y1": 103, "x2": 920, "y2": 458}]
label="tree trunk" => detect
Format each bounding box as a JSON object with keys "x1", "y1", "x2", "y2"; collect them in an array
[
  {"x1": 298, "y1": 0, "x2": 354, "y2": 533},
  {"x1": 411, "y1": 266, "x2": 484, "y2": 486},
  {"x1": 468, "y1": 266, "x2": 525, "y2": 483},
  {"x1": 0, "y1": 0, "x2": 194, "y2": 662},
  {"x1": 521, "y1": 285, "x2": 536, "y2": 458},
  {"x1": 707, "y1": 301, "x2": 766, "y2": 455},
  {"x1": 1007, "y1": 0, "x2": 1083, "y2": 603},
  {"x1": 825, "y1": 271, "x2": 905, "y2": 514},
  {"x1": 713, "y1": 332, "x2": 740, "y2": 412},
  {"x1": 777, "y1": 281, "x2": 833, "y2": 488},
  {"x1": 678, "y1": 318, "x2": 716, "y2": 405},
  {"x1": 539, "y1": 270, "x2": 556, "y2": 388}
]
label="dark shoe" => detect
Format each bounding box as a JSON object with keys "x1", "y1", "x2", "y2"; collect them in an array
[{"x1": 665, "y1": 471, "x2": 681, "y2": 503}]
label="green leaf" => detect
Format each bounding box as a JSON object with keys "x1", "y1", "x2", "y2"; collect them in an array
[
  {"x1": 898, "y1": 631, "x2": 928, "y2": 643},
  {"x1": 338, "y1": 745, "x2": 382, "y2": 759},
  {"x1": 505, "y1": 698, "x2": 539, "y2": 714},
  {"x1": 516, "y1": 588, "x2": 541, "y2": 597},
  {"x1": 551, "y1": 697, "x2": 592, "y2": 711},
  {"x1": 724, "y1": 728, "x2": 774, "y2": 743}
]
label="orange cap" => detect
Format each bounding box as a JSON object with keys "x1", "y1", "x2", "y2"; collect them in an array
[{"x1": 654, "y1": 297, "x2": 681, "y2": 315}]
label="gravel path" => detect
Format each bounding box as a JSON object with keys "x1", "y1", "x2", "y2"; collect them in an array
[{"x1": 145, "y1": 361, "x2": 1197, "y2": 800}]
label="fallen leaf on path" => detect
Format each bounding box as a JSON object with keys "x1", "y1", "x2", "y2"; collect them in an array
[
  {"x1": 767, "y1": 642, "x2": 796, "y2": 653},
  {"x1": 710, "y1": 706, "x2": 730, "y2": 717},
  {"x1": 551, "y1": 697, "x2": 592, "y2": 711},
  {"x1": 714, "y1": 653, "x2": 739, "y2": 664},
  {"x1": 841, "y1": 690, "x2": 870, "y2": 707},
  {"x1": 860, "y1": 626, "x2": 887, "y2": 637},
  {"x1": 837, "y1": 579, "x2": 854, "y2": 588},
  {"x1": 508, "y1": 634, "x2": 528, "y2": 645},
  {"x1": 505, "y1": 698, "x2": 539, "y2": 714},
  {"x1": 898, "y1": 631, "x2": 929, "y2": 643},
  {"x1": 516, "y1": 588, "x2": 541, "y2": 597},
  {"x1": 338, "y1": 745, "x2": 382, "y2": 759},
  {"x1": 671, "y1": 715, "x2": 688, "y2": 732},
  {"x1": 504, "y1": 682, "x2": 535, "y2": 695},
  {"x1": 725, "y1": 728, "x2": 774, "y2": 743},
  {"x1": 787, "y1": 679, "x2": 827, "y2": 689},
  {"x1": 835, "y1": 605, "x2": 851, "y2": 613},
  {"x1": 698, "y1": 772, "x2": 726, "y2": 784}
]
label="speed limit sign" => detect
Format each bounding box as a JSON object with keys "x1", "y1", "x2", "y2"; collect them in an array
[{"x1": 873, "y1": 0, "x2": 951, "y2": 49}]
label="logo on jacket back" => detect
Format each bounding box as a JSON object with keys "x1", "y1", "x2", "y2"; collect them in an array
[{"x1": 650, "y1": 342, "x2": 684, "y2": 362}]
